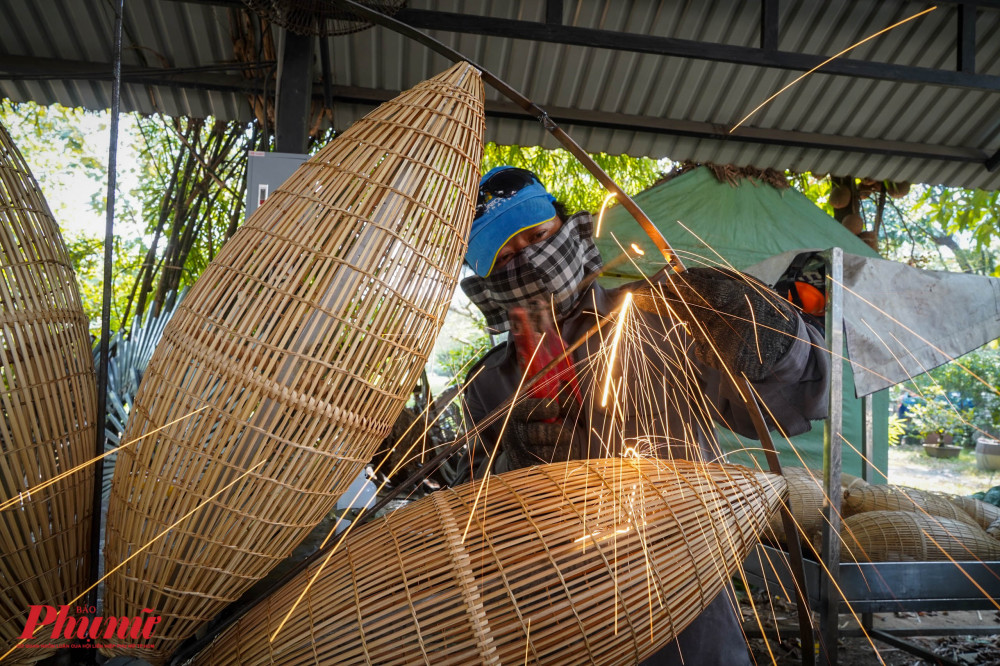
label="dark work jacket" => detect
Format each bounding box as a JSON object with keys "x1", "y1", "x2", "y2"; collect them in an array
[{"x1": 463, "y1": 280, "x2": 829, "y2": 666}]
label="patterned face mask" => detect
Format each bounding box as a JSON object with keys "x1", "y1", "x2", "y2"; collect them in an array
[{"x1": 461, "y1": 212, "x2": 603, "y2": 332}]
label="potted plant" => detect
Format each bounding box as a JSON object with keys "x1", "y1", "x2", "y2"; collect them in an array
[{"x1": 907, "y1": 396, "x2": 967, "y2": 459}]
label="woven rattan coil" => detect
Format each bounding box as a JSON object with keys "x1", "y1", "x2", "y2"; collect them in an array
[
  {"x1": 840, "y1": 510, "x2": 1000, "y2": 562},
  {"x1": 944, "y1": 493, "x2": 1000, "y2": 530},
  {"x1": 102, "y1": 62, "x2": 484, "y2": 662},
  {"x1": 193, "y1": 458, "x2": 784, "y2": 666},
  {"x1": 0, "y1": 119, "x2": 97, "y2": 664},
  {"x1": 766, "y1": 466, "x2": 827, "y2": 544},
  {"x1": 842, "y1": 484, "x2": 979, "y2": 528}
]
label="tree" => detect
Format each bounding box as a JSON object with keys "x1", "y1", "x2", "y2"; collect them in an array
[
  {"x1": 121, "y1": 115, "x2": 255, "y2": 328},
  {"x1": 481, "y1": 143, "x2": 669, "y2": 214}
]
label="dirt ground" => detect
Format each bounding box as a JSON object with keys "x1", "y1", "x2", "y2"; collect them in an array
[{"x1": 744, "y1": 596, "x2": 1000, "y2": 665}]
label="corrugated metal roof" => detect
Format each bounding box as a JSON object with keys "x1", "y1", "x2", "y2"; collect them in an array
[{"x1": 2, "y1": 0, "x2": 999, "y2": 189}]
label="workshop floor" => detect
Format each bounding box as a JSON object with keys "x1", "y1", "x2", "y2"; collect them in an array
[{"x1": 744, "y1": 592, "x2": 1000, "y2": 665}]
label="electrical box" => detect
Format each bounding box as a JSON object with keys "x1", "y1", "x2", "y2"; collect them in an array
[{"x1": 245, "y1": 150, "x2": 309, "y2": 218}]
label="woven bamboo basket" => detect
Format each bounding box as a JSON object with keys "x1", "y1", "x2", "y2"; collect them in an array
[
  {"x1": 103, "y1": 62, "x2": 484, "y2": 662},
  {"x1": 945, "y1": 493, "x2": 1000, "y2": 530},
  {"x1": 192, "y1": 458, "x2": 784, "y2": 666},
  {"x1": 840, "y1": 510, "x2": 1000, "y2": 562},
  {"x1": 0, "y1": 120, "x2": 97, "y2": 664},
  {"x1": 842, "y1": 484, "x2": 979, "y2": 528},
  {"x1": 766, "y1": 467, "x2": 827, "y2": 544}
]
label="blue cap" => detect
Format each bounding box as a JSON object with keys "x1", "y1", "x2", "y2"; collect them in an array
[{"x1": 465, "y1": 167, "x2": 557, "y2": 277}]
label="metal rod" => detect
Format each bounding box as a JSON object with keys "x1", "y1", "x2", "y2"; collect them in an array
[
  {"x1": 819, "y1": 247, "x2": 845, "y2": 665},
  {"x1": 862, "y1": 394, "x2": 874, "y2": 482},
  {"x1": 328, "y1": 0, "x2": 683, "y2": 271},
  {"x1": 735, "y1": 375, "x2": 816, "y2": 666},
  {"x1": 868, "y1": 629, "x2": 962, "y2": 666},
  {"x1": 90, "y1": 0, "x2": 124, "y2": 613}
]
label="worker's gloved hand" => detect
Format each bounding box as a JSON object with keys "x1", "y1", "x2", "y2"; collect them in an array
[
  {"x1": 635, "y1": 267, "x2": 800, "y2": 382},
  {"x1": 502, "y1": 398, "x2": 582, "y2": 470}
]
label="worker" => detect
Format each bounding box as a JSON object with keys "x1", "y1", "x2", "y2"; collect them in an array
[{"x1": 460, "y1": 166, "x2": 830, "y2": 665}]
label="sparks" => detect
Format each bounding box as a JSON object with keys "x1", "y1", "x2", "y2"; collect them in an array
[
  {"x1": 602, "y1": 292, "x2": 633, "y2": 408},
  {"x1": 730, "y1": 6, "x2": 937, "y2": 133},
  {"x1": 595, "y1": 192, "x2": 618, "y2": 237}
]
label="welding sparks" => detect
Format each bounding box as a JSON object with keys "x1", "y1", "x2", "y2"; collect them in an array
[
  {"x1": 595, "y1": 192, "x2": 618, "y2": 237},
  {"x1": 601, "y1": 292, "x2": 633, "y2": 408},
  {"x1": 730, "y1": 6, "x2": 937, "y2": 132},
  {"x1": 0, "y1": 406, "x2": 211, "y2": 513},
  {"x1": 0, "y1": 460, "x2": 266, "y2": 663}
]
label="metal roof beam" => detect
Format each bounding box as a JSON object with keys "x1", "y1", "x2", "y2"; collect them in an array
[
  {"x1": 958, "y1": 3, "x2": 977, "y2": 73},
  {"x1": 545, "y1": 0, "x2": 563, "y2": 25},
  {"x1": 0, "y1": 54, "x2": 270, "y2": 94},
  {"x1": 0, "y1": 55, "x2": 986, "y2": 165},
  {"x1": 392, "y1": 8, "x2": 1000, "y2": 92},
  {"x1": 760, "y1": 0, "x2": 779, "y2": 51},
  {"x1": 304, "y1": 83, "x2": 985, "y2": 164}
]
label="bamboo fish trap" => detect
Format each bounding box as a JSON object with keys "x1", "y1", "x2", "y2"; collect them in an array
[
  {"x1": 945, "y1": 493, "x2": 1000, "y2": 530},
  {"x1": 766, "y1": 466, "x2": 826, "y2": 544},
  {"x1": 840, "y1": 510, "x2": 1000, "y2": 562},
  {"x1": 843, "y1": 484, "x2": 979, "y2": 528},
  {"x1": 0, "y1": 120, "x2": 97, "y2": 664},
  {"x1": 193, "y1": 458, "x2": 785, "y2": 666},
  {"x1": 103, "y1": 62, "x2": 484, "y2": 662}
]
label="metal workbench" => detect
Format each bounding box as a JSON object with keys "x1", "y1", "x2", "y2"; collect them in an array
[{"x1": 746, "y1": 249, "x2": 1000, "y2": 665}]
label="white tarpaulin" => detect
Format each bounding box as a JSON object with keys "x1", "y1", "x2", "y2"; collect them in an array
[{"x1": 747, "y1": 249, "x2": 1000, "y2": 398}]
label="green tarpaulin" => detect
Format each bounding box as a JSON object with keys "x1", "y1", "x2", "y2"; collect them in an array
[{"x1": 596, "y1": 166, "x2": 888, "y2": 480}]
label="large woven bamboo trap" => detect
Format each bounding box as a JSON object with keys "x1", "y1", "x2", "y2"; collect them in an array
[
  {"x1": 840, "y1": 510, "x2": 1000, "y2": 562},
  {"x1": 946, "y1": 493, "x2": 1000, "y2": 530},
  {"x1": 0, "y1": 119, "x2": 97, "y2": 664},
  {"x1": 193, "y1": 458, "x2": 785, "y2": 666},
  {"x1": 843, "y1": 484, "x2": 979, "y2": 528},
  {"x1": 766, "y1": 466, "x2": 827, "y2": 544},
  {"x1": 103, "y1": 62, "x2": 484, "y2": 662}
]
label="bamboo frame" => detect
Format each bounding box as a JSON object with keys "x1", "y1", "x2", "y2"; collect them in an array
[
  {"x1": 840, "y1": 510, "x2": 1000, "y2": 562},
  {"x1": 102, "y1": 62, "x2": 484, "y2": 662},
  {"x1": 193, "y1": 458, "x2": 784, "y2": 666},
  {"x1": 0, "y1": 119, "x2": 97, "y2": 664}
]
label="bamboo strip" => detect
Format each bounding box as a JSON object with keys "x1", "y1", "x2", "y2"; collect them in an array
[
  {"x1": 193, "y1": 459, "x2": 785, "y2": 666},
  {"x1": 102, "y1": 62, "x2": 484, "y2": 662},
  {"x1": 0, "y1": 118, "x2": 97, "y2": 664}
]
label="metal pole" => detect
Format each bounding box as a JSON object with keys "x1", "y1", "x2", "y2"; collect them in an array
[
  {"x1": 819, "y1": 247, "x2": 844, "y2": 664},
  {"x1": 89, "y1": 0, "x2": 124, "y2": 612},
  {"x1": 735, "y1": 376, "x2": 816, "y2": 666},
  {"x1": 862, "y1": 395, "x2": 874, "y2": 482}
]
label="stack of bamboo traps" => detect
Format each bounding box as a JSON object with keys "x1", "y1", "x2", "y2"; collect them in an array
[
  {"x1": 0, "y1": 119, "x2": 97, "y2": 663},
  {"x1": 193, "y1": 458, "x2": 785, "y2": 666},
  {"x1": 841, "y1": 510, "x2": 1000, "y2": 562},
  {"x1": 103, "y1": 62, "x2": 484, "y2": 662}
]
